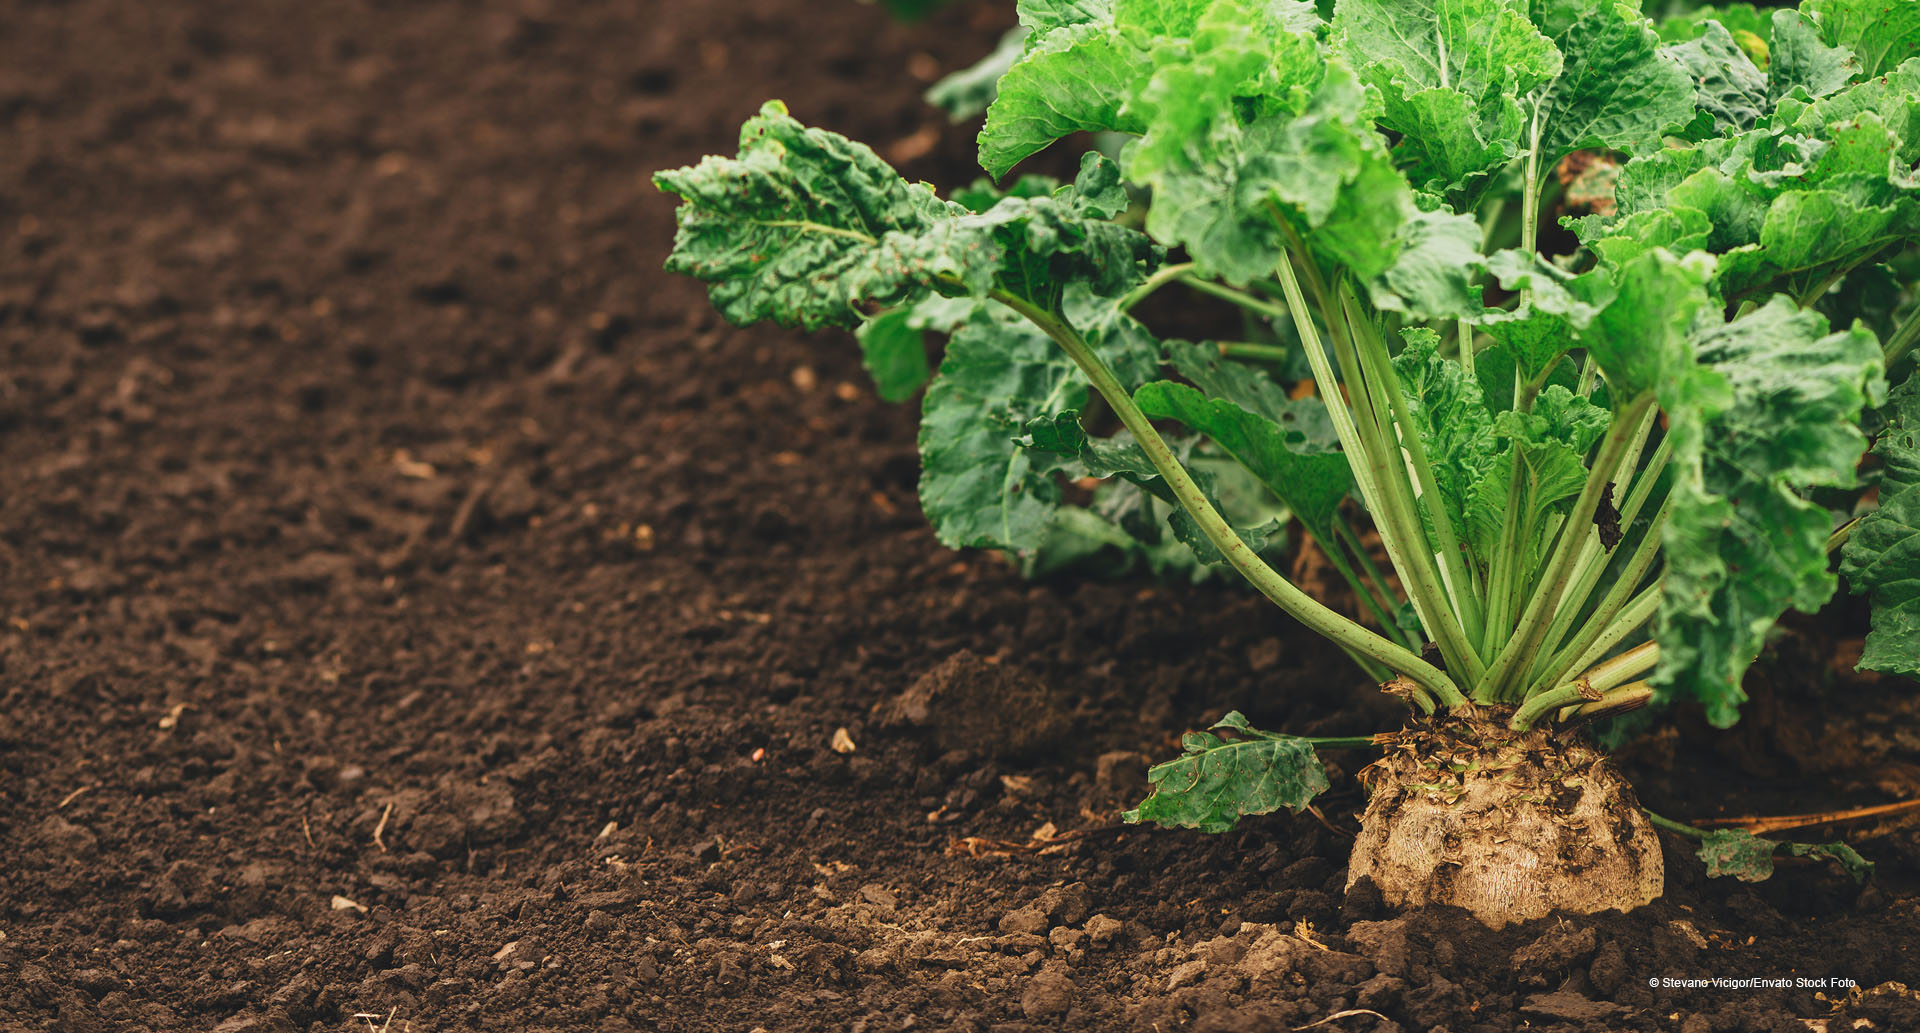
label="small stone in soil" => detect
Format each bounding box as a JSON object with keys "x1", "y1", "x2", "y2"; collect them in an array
[{"x1": 1084, "y1": 914, "x2": 1124, "y2": 948}]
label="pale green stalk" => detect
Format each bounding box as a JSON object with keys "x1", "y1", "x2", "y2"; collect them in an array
[
  {"x1": 1270, "y1": 253, "x2": 1462, "y2": 678},
  {"x1": 1560, "y1": 577, "x2": 1663, "y2": 681},
  {"x1": 1524, "y1": 404, "x2": 1662, "y2": 677},
  {"x1": 987, "y1": 289, "x2": 1464, "y2": 707},
  {"x1": 1340, "y1": 288, "x2": 1487, "y2": 669},
  {"x1": 1324, "y1": 284, "x2": 1482, "y2": 680},
  {"x1": 1481, "y1": 393, "x2": 1658, "y2": 699},
  {"x1": 1116, "y1": 261, "x2": 1197, "y2": 313}
]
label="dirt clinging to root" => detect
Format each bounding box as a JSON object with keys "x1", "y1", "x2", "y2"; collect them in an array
[{"x1": 1350, "y1": 711, "x2": 1665, "y2": 928}]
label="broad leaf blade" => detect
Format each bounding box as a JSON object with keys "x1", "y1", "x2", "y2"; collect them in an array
[
  {"x1": 1769, "y1": 9, "x2": 1859, "y2": 107},
  {"x1": 1538, "y1": 1, "x2": 1696, "y2": 167},
  {"x1": 918, "y1": 310, "x2": 1087, "y2": 553},
  {"x1": 1698, "y1": 828, "x2": 1780, "y2": 881},
  {"x1": 1124, "y1": 712, "x2": 1332, "y2": 832},
  {"x1": 1657, "y1": 298, "x2": 1885, "y2": 726},
  {"x1": 1804, "y1": 0, "x2": 1920, "y2": 78},
  {"x1": 978, "y1": 23, "x2": 1151, "y2": 179},
  {"x1": 655, "y1": 101, "x2": 956, "y2": 330},
  {"x1": 1842, "y1": 379, "x2": 1920, "y2": 676},
  {"x1": 1134, "y1": 380, "x2": 1355, "y2": 540},
  {"x1": 1331, "y1": 0, "x2": 1560, "y2": 201},
  {"x1": 1664, "y1": 20, "x2": 1769, "y2": 135}
]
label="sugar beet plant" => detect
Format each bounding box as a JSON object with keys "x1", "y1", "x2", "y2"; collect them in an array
[{"x1": 659, "y1": 0, "x2": 1920, "y2": 926}]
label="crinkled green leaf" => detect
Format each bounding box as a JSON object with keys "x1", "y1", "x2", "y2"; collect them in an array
[
  {"x1": 1697, "y1": 828, "x2": 1876, "y2": 882},
  {"x1": 1373, "y1": 206, "x2": 1488, "y2": 318},
  {"x1": 928, "y1": 27, "x2": 1029, "y2": 122},
  {"x1": 1786, "y1": 840, "x2": 1876, "y2": 883},
  {"x1": 1330, "y1": 0, "x2": 1559, "y2": 201},
  {"x1": 1394, "y1": 328, "x2": 1498, "y2": 557},
  {"x1": 655, "y1": 101, "x2": 962, "y2": 330},
  {"x1": 916, "y1": 289, "x2": 1156, "y2": 555},
  {"x1": 1123, "y1": 712, "x2": 1332, "y2": 832},
  {"x1": 1134, "y1": 380, "x2": 1355, "y2": 539},
  {"x1": 1496, "y1": 384, "x2": 1611, "y2": 511},
  {"x1": 1163, "y1": 340, "x2": 1342, "y2": 452},
  {"x1": 918, "y1": 309, "x2": 1087, "y2": 553},
  {"x1": 885, "y1": 153, "x2": 1159, "y2": 305},
  {"x1": 1665, "y1": 19, "x2": 1769, "y2": 135},
  {"x1": 1019, "y1": 410, "x2": 1164, "y2": 480},
  {"x1": 1475, "y1": 305, "x2": 1575, "y2": 387},
  {"x1": 1585, "y1": 249, "x2": 1720, "y2": 404},
  {"x1": 657, "y1": 104, "x2": 1157, "y2": 332},
  {"x1": 1577, "y1": 73, "x2": 1920, "y2": 301},
  {"x1": 1657, "y1": 298, "x2": 1885, "y2": 726},
  {"x1": 1805, "y1": 0, "x2": 1920, "y2": 78},
  {"x1": 1698, "y1": 827, "x2": 1783, "y2": 881},
  {"x1": 1019, "y1": 0, "x2": 1113, "y2": 34},
  {"x1": 1166, "y1": 505, "x2": 1285, "y2": 566},
  {"x1": 1123, "y1": 0, "x2": 1350, "y2": 283},
  {"x1": 978, "y1": 23, "x2": 1153, "y2": 178},
  {"x1": 1769, "y1": 9, "x2": 1859, "y2": 107},
  {"x1": 1537, "y1": 0, "x2": 1697, "y2": 167},
  {"x1": 1775, "y1": 58, "x2": 1920, "y2": 161},
  {"x1": 1115, "y1": 0, "x2": 1211, "y2": 36},
  {"x1": 856, "y1": 296, "x2": 976, "y2": 401},
  {"x1": 1843, "y1": 378, "x2": 1920, "y2": 676}
]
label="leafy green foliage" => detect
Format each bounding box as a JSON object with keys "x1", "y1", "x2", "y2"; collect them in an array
[
  {"x1": 660, "y1": 0, "x2": 1920, "y2": 855},
  {"x1": 1330, "y1": 0, "x2": 1560, "y2": 201},
  {"x1": 1804, "y1": 0, "x2": 1920, "y2": 77},
  {"x1": 1134, "y1": 380, "x2": 1354, "y2": 541},
  {"x1": 1657, "y1": 299, "x2": 1884, "y2": 726},
  {"x1": 1843, "y1": 379, "x2": 1920, "y2": 675},
  {"x1": 1574, "y1": 57, "x2": 1920, "y2": 302},
  {"x1": 1535, "y1": 0, "x2": 1696, "y2": 170},
  {"x1": 656, "y1": 104, "x2": 1159, "y2": 330},
  {"x1": 1123, "y1": 712, "x2": 1332, "y2": 832},
  {"x1": 1697, "y1": 827, "x2": 1876, "y2": 882}
]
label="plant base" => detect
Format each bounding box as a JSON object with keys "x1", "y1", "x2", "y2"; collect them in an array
[{"x1": 1346, "y1": 709, "x2": 1663, "y2": 929}]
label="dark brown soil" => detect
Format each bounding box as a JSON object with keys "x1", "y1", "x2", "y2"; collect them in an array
[{"x1": 2, "y1": 2, "x2": 1917, "y2": 1032}]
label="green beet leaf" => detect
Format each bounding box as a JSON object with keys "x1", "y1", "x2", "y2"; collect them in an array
[
  {"x1": 918, "y1": 309, "x2": 1089, "y2": 553},
  {"x1": 1768, "y1": 9, "x2": 1858, "y2": 107},
  {"x1": 1124, "y1": 712, "x2": 1332, "y2": 832},
  {"x1": 655, "y1": 101, "x2": 963, "y2": 331},
  {"x1": 1657, "y1": 298, "x2": 1884, "y2": 726},
  {"x1": 977, "y1": 22, "x2": 1152, "y2": 179},
  {"x1": 1330, "y1": 0, "x2": 1560, "y2": 203},
  {"x1": 1665, "y1": 20, "x2": 1770, "y2": 135},
  {"x1": 1697, "y1": 827, "x2": 1783, "y2": 881},
  {"x1": 1134, "y1": 380, "x2": 1355, "y2": 543},
  {"x1": 1697, "y1": 827, "x2": 1876, "y2": 883},
  {"x1": 1394, "y1": 328, "x2": 1499, "y2": 560},
  {"x1": 1163, "y1": 340, "x2": 1342, "y2": 452},
  {"x1": 1019, "y1": 0, "x2": 1114, "y2": 34},
  {"x1": 856, "y1": 296, "x2": 976, "y2": 402},
  {"x1": 1536, "y1": 0, "x2": 1696, "y2": 171},
  {"x1": 1805, "y1": 0, "x2": 1920, "y2": 77},
  {"x1": 1843, "y1": 379, "x2": 1920, "y2": 677},
  {"x1": 657, "y1": 104, "x2": 1157, "y2": 333}
]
